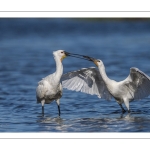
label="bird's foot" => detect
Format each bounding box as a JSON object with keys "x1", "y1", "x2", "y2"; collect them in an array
[
  {"x1": 122, "y1": 109, "x2": 126, "y2": 114},
  {"x1": 42, "y1": 112, "x2": 44, "y2": 117}
]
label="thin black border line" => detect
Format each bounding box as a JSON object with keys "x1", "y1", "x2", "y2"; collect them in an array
[{"x1": 0, "y1": 11, "x2": 150, "y2": 12}]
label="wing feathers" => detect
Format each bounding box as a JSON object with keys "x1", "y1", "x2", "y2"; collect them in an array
[
  {"x1": 61, "y1": 67, "x2": 112, "y2": 100},
  {"x1": 125, "y1": 67, "x2": 150, "y2": 100}
]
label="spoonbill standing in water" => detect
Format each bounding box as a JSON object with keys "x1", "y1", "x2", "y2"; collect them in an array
[{"x1": 62, "y1": 56, "x2": 150, "y2": 113}]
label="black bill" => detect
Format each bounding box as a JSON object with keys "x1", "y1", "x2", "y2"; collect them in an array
[{"x1": 64, "y1": 51, "x2": 94, "y2": 61}]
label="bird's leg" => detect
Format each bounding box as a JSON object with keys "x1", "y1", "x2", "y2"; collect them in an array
[
  {"x1": 42, "y1": 106, "x2": 44, "y2": 115},
  {"x1": 41, "y1": 100, "x2": 45, "y2": 116},
  {"x1": 119, "y1": 104, "x2": 126, "y2": 113},
  {"x1": 123, "y1": 99, "x2": 130, "y2": 113},
  {"x1": 58, "y1": 105, "x2": 61, "y2": 116},
  {"x1": 56, "y1": 99, "x2": 61, "y2": 116}
]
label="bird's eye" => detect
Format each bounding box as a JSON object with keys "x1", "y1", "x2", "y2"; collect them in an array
[{"x1": 98, "y1": 60, "x2": 100, "y2": 62}]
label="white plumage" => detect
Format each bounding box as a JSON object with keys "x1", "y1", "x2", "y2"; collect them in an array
[
  {"x1": 61, "y1": 58, "x2": 150, "y2": 113},
  {"x1": 36, "y1": 50, "x2": 68, "y2": 116}
]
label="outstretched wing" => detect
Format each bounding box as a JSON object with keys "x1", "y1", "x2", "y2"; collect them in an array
[
  {"x1": 124, "y1": 67, "x2": 150, "y2": 100},
  {"x1": 61, "y1": 67, "x2": 112, "y2": 100}
]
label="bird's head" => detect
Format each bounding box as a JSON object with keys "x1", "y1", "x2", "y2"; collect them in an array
[
  {"x1": 93, "y1": 59, "x2": 103, "y2": 67},
  {"x1": 82, "y1": 56, "x2": 102, "y2": 67},
  {"x1": 53, "y1": 50, "x2": 70, "y2": 62}
]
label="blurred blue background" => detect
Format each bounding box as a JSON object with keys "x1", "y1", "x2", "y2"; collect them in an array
[{"x1": 0, "y1": 18, "x2": 150, "y2": 132}]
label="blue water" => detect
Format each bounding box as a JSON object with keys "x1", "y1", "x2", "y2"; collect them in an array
[{"x1": 0, "y1": 18, "x2": 150, "y2": 132}]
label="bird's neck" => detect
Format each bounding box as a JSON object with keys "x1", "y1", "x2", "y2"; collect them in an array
[
  {"x1": 98, "y1": 64, "x2": 111, "y2": 85},
  {"x1": 54, "y1": 56, "x2": 63, "y2": 82}
]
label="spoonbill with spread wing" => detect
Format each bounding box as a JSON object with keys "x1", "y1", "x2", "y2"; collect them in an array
[{"x1": 62, "y1": 56, "x2": 150, "y2": 113}]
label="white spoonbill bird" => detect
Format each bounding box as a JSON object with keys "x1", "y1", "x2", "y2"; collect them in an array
[
  {"x1": 62, "y1": 56, "x2": 150, "y2": 113},
  {"x1": 36, "y1": 50, "x2": 88, "y2": 116}
]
